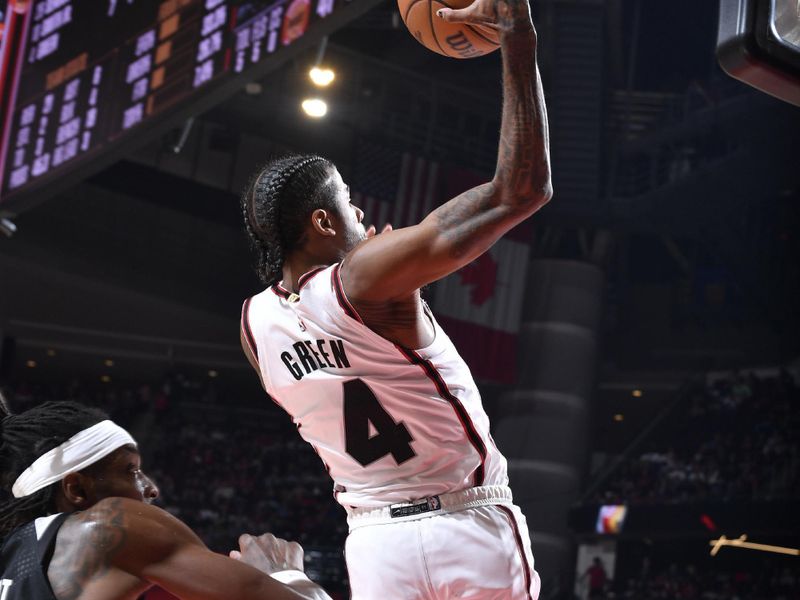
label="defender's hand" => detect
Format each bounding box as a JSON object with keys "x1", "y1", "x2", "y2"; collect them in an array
[{"x1": 229, "y1": 533, "x2": 304, "y2": 575}]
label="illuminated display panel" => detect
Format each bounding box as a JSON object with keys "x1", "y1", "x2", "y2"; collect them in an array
[{"x1": 0, "y1": 0, "x2": 360, "y2": 207}]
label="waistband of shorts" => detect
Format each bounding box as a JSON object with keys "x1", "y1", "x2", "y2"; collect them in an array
[{"x1": 345, "y1": 485, "x2": 513, "y2": 529}]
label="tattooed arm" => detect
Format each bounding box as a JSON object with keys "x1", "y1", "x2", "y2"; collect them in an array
[
  {"x1": 341, "y1": 0, "x2": 551, "y2": 303},
  {"x1": 48, "y1": 497, "x2": 331, "y2": 600}
]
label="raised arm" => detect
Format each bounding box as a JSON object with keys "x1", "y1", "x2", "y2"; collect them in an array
[
  {"x1": 53, "y1": 497, "x2": 330, "y2": 600},
  {"x1": 341, "y1": 0, "x2": 551, "y2": 302}
]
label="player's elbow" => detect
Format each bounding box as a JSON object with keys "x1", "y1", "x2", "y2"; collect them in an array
[
  {"x1": 514, "y1": 184, "x2": 553, "y2": 216},
  {"x1": 536, "y1": 182, "x2": 554, "y2": 206}
]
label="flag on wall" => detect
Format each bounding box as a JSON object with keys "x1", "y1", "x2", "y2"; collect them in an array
[
  {"x1": 431, "y1": 166, "x2": 531, "y2": 384},
  {"x1": 350, "y1": 142, "x2": 439, "y2": 230}
]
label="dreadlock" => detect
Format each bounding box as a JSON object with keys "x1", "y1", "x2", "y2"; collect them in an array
[
  {"x1": 241, "y1": 154, "x2": 337, "y2": 286},
  {"x1": 0, "y1": 397, "x2": 108, "y2": 541}
]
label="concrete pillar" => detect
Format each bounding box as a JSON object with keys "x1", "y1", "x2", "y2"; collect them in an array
[{"x1": 494, "y1": 259, "x2": 604, "y2": 587}]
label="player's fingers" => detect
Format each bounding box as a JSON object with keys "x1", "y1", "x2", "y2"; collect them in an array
[
  {"x1": 381, "y1": 223, "x2": 393, "y2": 233},
  {"x1": 366, "y1": 224, "x2": 377, "y2": 238},
  {"x1": 436, "y1": 6, "x2": 471, "y2": 22},
  {"x1": 239, "y1": 533, "x2": 256, "y2": 549},
  {"x1": 229, "y1": 550, "x2": 242, "y2": 560}
]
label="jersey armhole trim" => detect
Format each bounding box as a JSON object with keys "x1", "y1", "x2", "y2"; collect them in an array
[
  {"x1": 394, "y1": 344, "x2": 487, "y2": 487},
  {"x1": 241, "y1": 297, "x2": 260, "y2": 366},
  {"x1": 332, "y1": 263, "x2": 365, "y2": 324}
]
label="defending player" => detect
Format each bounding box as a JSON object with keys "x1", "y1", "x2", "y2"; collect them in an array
[
  {"x1": 0, "y1": 399, "x2": 331, "y2": 600},
  {"x1": 239, "y1": 0, "x2": 550, "y2": 597}
]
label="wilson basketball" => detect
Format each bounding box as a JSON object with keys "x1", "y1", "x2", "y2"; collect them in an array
[{"x1": 397, "y1": 0, "x2": 500, "y2": 59}]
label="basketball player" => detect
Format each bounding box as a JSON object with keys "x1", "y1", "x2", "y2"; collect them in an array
[
  {"x1": 239, "y1": 0, "x2": 550, "y2": 596},
  {"x1": 0, "y1": 399, "x2": 331, "y2": 600}
]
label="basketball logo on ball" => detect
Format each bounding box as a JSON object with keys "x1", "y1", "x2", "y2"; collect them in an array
[{"x1": 397, "y1": 0, "x2": 499, "y2": 58}]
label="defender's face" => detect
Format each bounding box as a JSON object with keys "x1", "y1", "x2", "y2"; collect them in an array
[
  {"x1": 329, "y1": 168, "x2": 367, "y2": 254},
  {"x1": 86, "y1": 445, "x2": 160, "y2": 504}
]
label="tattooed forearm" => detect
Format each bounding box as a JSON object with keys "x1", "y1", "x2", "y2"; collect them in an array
[
  {"x1": 433, "y1": 185, "x2": 497, "y2": 257},
  {"x1": 48, "y1": 499, "x2": 128, "y2": 600},
  {"x1": 423, "y1": 0, "x2": 549, "y2": 266},
  {"x1": 433, "y1": 0, "x2": 550, "y2": 256},
  {"x1": 495, "y1": 2, "x2": 551, "y2": 204}
]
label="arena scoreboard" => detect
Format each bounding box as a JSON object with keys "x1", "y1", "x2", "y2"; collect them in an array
[{"x1": 0, "y1": 0, "x2": 373, "y2": 210}]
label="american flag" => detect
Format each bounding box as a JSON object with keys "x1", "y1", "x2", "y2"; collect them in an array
[{"x1": 350, "y1": 141, "x2": 440, "y2": 229}]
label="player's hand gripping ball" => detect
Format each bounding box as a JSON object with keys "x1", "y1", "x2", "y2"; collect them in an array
[{"x1": 397, "y1": 0, "x2": 500, "y2": 59}]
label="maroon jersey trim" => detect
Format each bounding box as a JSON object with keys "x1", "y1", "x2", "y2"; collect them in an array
[
  {"x1": 271, "y1": 284, "x2": 292, "y2": 299},
  {"x1": 395, "y1": 345, "x2": 487, "y2": 487},
  {"x1": 272, "y1": 266, "x2": 327, "y2": 299},
  {"x1": 331, "y1": 263, "x2": 364, "y2": 323},
  {"x1": 241, "y1": 297, "x2": 260, "y2": 365},
  {"x1": 298, "y1": 266, "x2": 327, "y2": 289},
  {"x1": 497, "y1": 505, "x2": 534, "y2": 600}
]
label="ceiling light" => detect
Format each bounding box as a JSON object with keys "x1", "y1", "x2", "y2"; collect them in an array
[
  {"x1": 301, "y1": 98, "x2": 327, "y2": 118},
  {"x1": 46, "y1": 349, "x2": 56, "y2": 357},
  {"x1": 244, "y1": 81, "x2": 262, "y2": 95},
  {"x1": 208, "y1": 369, "x2": 218, "y2": 378},
  {"x1": 100, "y1": 375, "x2": 111, "y2": 383},
  {"x1": 309, "y1": 66, "x2": 335, "y2": 87},
  {"x1": 26, "y1": 360, "x2": 36, "y2": 368},
  {"x1": 104, "y1": 359, "x2": 115, "y2": 367},
  {"x1": 632, "y1": 389, "x2": 643, "y2": 397},
  {"x1": 613, "y1": 413, "x2": 624, "y2": 422}
]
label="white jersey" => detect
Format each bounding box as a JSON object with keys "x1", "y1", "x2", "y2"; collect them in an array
[{"x1": 243, "y1": 263, "x2": 508, "y2": 508}]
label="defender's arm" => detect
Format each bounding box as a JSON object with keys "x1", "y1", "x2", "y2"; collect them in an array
[{"x1": 85, "y1": 498, "x2": 330, "y2": 600}]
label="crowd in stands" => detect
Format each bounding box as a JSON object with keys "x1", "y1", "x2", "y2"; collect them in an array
[
  {"x1": 145, "y1": 407, "x2": 348, "y2": 580},
  {"x1": 595, "y1": 369, "x2": 799, "y2": 505},
  {"x1": 599, "y1": 560, "x2": 799, "y2": 600}
]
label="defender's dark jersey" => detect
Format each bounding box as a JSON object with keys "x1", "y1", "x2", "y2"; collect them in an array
[{"x1": 0, "y1": 513, "x2": 69, "y2": 600}]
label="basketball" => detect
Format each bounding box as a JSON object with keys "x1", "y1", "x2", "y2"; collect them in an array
[{"x1": 397, "y1": 0, "x2": 499, "y2": 59}]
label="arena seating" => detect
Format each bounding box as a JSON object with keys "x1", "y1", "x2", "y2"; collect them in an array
[{"x1": 594, "y1": 370, "x2": 799, "y2": 505}]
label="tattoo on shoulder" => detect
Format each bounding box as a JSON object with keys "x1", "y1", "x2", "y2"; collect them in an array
[{"x1": 48, "y1": 499, "x2": 128, "y2": 600}]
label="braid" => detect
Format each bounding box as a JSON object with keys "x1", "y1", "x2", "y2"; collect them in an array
[
  {"x1": 0, "y1": 400, "x2": 108, "y2": 541},
  {"x1": 242, "y1": 154, "x2": 335, "y2": 286}
]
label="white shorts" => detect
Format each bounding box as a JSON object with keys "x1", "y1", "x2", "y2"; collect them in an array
[{"x1": 344, "y1": 488, "x2": 540, "y2": 600}]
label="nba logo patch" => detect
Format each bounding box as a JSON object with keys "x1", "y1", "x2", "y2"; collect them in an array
[
  {"x1": 429, "y1": 496, "x2": 441, "y2": 511},
  {"x1": 297, "y1": 316, "x2": 307, "y2": 332}
]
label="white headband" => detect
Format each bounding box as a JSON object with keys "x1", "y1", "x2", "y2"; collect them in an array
[{"x1": 12, "y1": 420, "x2": 137, "y2": 498}]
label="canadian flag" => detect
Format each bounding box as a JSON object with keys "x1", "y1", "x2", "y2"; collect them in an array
[{"x1": 432, "y1": 166, "x2": 531, "y2": 384}]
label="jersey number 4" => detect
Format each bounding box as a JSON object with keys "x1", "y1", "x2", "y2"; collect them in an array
[{"x1": 344, "y1": 379, "x2": 416, "y2": 466}]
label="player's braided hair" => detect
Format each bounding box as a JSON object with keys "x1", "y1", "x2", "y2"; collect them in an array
[
  {"x1": 0, "y1": 397, "x2": 108, "y2": 541},
  {"x1": 242, "y1": 154, "x2": 336, "y2": 286}
]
